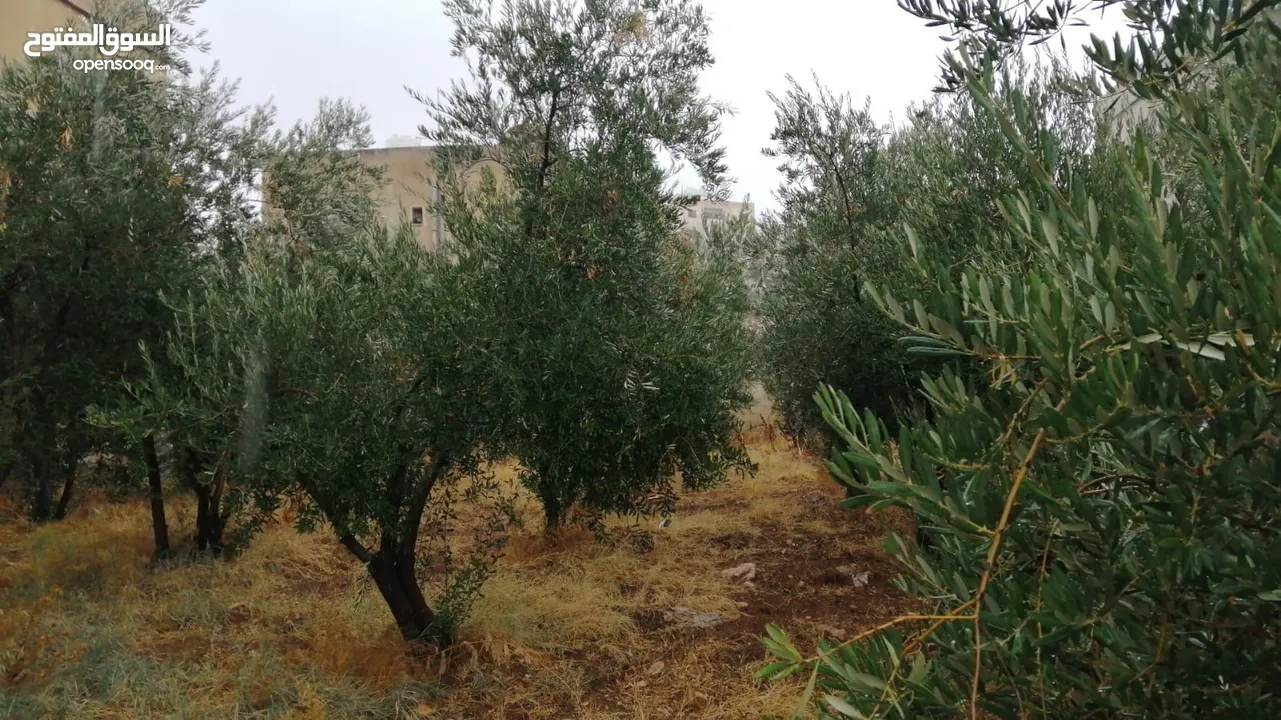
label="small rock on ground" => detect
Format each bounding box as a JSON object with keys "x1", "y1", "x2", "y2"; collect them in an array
[
  {"x1": 817, "y1": 624, "x2": 848, "y2": 640},
  {"x1": 720, "y1": 562, "x2": 757, "y2": 583},
  {"x1": 828, "y1": 565, "x2": 871, "y2": 587},
  {"x1": 665, "y1": 606, "x2": 725, "y2": 629}
]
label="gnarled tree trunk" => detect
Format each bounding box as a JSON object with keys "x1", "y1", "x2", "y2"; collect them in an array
[
  {"x1": 350, "y1": 540, "x2": 449, "y2": 646},
  {"x1": 533, "y1": 465, "x2": 572, "y2": 533},
  {"x1": 539, "y1": 486, "x2": 566, "y2": 533},
  {"x1": 310, "y1": 450, "x2": 454, "y2": 647},
  {"x1": 193, "y1": 481, "x2": 228, "y2": 556}
]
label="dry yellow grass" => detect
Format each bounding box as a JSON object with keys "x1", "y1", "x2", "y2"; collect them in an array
[{"x1": 0, "y1": 402, "x2": 915, "y2": 719}]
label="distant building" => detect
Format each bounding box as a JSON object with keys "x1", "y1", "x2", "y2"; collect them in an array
[
  {"x1": 675, "y1": 191, "x2": 755, "y2": 236},
  {"x1": 352, "y1": 139, "x2": 506, "y2": 253},
  {"x1": 351, "y1": 138, "x2": 757, "y2": 253},
  {"x1": 357, "y1": 142, "x2": 450, "y2": 252},
  {"x1": 1, "y1": 0, "x2": 92, "y2": 65}
]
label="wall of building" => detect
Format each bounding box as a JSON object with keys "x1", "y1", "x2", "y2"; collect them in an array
[
  {"x1": 272, "y1": 142, "x2": 756, "y2": 257},
  {"x1": 358, "y1": 146, "x2": 444, "y2": 251},
  {"x1": 677, "y1": 196, "x2": 755, "y2": 236},
  {"x1": 0, "y1": 0, "x2": 92, "y2": 65},
  {"x1": 361, "y1": 147, "x2": 758, "y2": 252},
  {"x1": 356, "y1": 146, "x2": 507, "y2": 252}
]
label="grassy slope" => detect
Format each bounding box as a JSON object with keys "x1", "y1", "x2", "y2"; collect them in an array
[{"x1": 0, "y1": 403, "x2": 915, "y2": 719}]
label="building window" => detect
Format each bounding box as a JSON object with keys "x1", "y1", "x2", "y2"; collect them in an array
[
  {"x1": 411, "y1": 207, "x2": 424, "y2": 225},
  {"x1": 687, "y1": 208, "x2": 697, "y2": 218},
  {"x1": 701, "y1": 208, "x2": 724, "y2": 220}
]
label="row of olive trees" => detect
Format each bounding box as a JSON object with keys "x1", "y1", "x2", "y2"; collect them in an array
[
  {"x1": 4, "y1": 0, "x2": 755, "y2": 649},
  {"x1": 754, "y1": 57, "x2": 1131, "y2": 449},
  {"x1": 760, "y1": 1, "x2": 1281, "y2": 717}
]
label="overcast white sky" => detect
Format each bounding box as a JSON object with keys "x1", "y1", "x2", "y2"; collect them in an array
[{"x1": 191, "y1": 0, "x2": 1129, "y2": 213}]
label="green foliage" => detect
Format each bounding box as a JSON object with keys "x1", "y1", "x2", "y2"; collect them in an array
[
  {"x1": 758, "y1": 227, "x2": 911, "y2": 443},
  {"x1": 755, "y1": 79, "x2": 911, "y2": 444},
  {"x1": 101, "y1": 95, "x2": 512, "y2": 643},
  {"x1": 757, "y1": 59, "x2": 1120, "y2": 447},
  {"x1": 92, "y1": 95, "x2": 390, "y2": 556},
  {"x1": 0, "y1": 1, "x2": 261, "y2": 520},
  {"x1": 761, "y1": 3, "x2": 1281, "y2": 717},
  {"x1": 0, "y1": 55, "x2": 177, "y2": 514},
  {"x1": 899, "y1": 0, "x2": 1281, "y2": 92},
  {"x1": 229, "y1": 223, "x2": 510, "y2": 641},
  {"x1": 422, "y1": 0, "x2": 755, "y2": 531}
]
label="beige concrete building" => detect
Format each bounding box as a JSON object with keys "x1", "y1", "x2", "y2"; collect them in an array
[
  {"x1": 675, "y1": 190, "x2": 755, "y2": 236},
  {"x1": 348, "y1": 137, "x2": 756, "y2": 254},
  {"x1": 358, "y1": 141, "x2": 450, "y2": 252},
  {"x1": 355, "y1": 136, "x2": 509, "y2": 252},
  {"x1": 1, "y1": 0, "x2": 92, "y2": 65},
  {"x1": 358, "y1": 137, "x2": 762, "y2": 249}
]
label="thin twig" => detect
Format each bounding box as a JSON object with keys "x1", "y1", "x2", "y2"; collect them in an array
[
  {"x1": 801, "y1": 608, "x2": 979, "y2": 665},
  {"x1": 1131, "y1": 613, "x2": 1169, "y2": 692},
  {"x1": 968, "y1": 402, "x2": 1060, "y2": 718}
]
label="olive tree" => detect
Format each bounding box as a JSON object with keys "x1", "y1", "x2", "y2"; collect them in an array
[
  {"x1": 419, "y1": 0, "x2": 755, "y2": 531},
  {"x1": 111, "y1": 97, "x2": 512, "y2": 645},
  {"x1": 760, "y1": 1, "x2": 1281, "y2": 717},
  {"x1": 0, "y1": 0, "x2": 245, "y2": 522},
  {"x1": 757, "y1": 58, "x2": 1128, "y2": 449}
]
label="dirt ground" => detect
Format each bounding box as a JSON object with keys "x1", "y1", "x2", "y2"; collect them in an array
[{"x1": 0, "y1": 397, "x2": 916, "y2": 719}]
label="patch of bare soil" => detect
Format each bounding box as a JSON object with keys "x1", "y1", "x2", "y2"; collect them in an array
[
  {"x1": 580, "y1": 505, "x2": 917, "y2": 715},
  {"x1": 710, "y1": 510, "x2": 917, "y2": 655},
  {"x1": 433, "y1": 447, "x2": 921, "y2": 718}
]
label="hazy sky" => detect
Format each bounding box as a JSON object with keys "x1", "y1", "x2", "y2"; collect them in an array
[{"x1": 191, "y1": 0, "x2": 1128, "y2": 213}]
